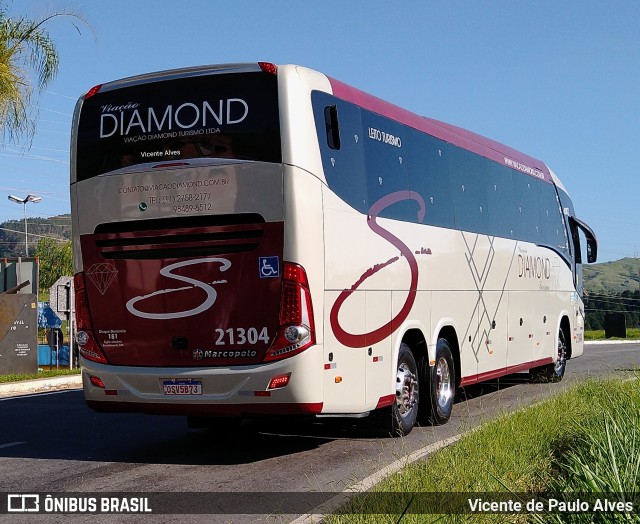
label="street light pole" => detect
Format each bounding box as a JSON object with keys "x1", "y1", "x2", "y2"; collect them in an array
[{"x1": 7, "y1": 194, "x2": 42, "y2": 256}]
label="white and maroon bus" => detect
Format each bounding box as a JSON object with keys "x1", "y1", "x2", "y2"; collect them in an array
[{"x1": 71, "y1": 62, "x2": 596, "y2": 435}]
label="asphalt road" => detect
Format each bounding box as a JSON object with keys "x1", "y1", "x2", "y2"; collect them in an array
[{"x1": 1, "y1": 342, "x2": 639, "y2": 523}]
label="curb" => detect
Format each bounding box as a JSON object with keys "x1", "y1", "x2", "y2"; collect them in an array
[{"x1": 0, "y1": 375, "x2": 82, "y2": 398}]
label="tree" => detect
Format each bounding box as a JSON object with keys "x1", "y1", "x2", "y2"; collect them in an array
[
  {"x1": 35, "y1": 237, "x2": 72, "y2": 290},
  {"x1": 0, "y1": 5, "x2": 86, "y2": 143}
]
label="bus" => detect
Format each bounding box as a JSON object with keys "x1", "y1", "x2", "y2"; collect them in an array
[{"x1": 71, "y1": 62, "x2": 597, "y2": 436}]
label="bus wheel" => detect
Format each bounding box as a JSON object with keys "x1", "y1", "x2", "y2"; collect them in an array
[
  {"x1": 530, "y1": 329, "x2": 567, "y2": 383},
  {"x1": 420, "y1": 338, "x2": 455, "y2": 426},
  {"x1": 391, "y1": 343, "x2": 419, "y2": 436}
]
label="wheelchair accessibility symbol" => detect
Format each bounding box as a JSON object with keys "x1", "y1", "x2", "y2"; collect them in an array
[{"x1": 259, "y1": 256, "x2": 280, "y2": 278}]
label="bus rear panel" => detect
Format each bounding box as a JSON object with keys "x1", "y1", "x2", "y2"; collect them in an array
[{"x1": 72, "y1": 64, "x2": 322, "y2": 417}]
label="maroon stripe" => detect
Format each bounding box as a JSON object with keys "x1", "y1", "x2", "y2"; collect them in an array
[{"x1": 459, "y1": 357, "x2": 554, "y2": 387}]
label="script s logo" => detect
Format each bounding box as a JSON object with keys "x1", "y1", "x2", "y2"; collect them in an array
[
  {"x1": 330, "y1": 191, "x2": 425, "y2": 348},
  {"x1": 126, "y1": 258, "x2": 231, "y2": 320}
]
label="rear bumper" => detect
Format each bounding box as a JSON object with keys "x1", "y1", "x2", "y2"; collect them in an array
[
  {"x1": 81, "y1": 345, "x2": 324, "y2": 417},
  {"x1": 85, "y1": 400, "x2": 323, "y2": 417}
]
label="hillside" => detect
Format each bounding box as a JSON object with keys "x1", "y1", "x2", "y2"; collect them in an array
[
  {"x1": 583, "y1": 257, "x2": 640, "y2": 295},
  {"x1": 0, "y1": 215, "x2": 71, "y2": 258}
]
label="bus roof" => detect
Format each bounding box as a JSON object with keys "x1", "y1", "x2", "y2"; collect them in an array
[{"x1": 328, "y1": 77, "x2": 552, "y2": 184}]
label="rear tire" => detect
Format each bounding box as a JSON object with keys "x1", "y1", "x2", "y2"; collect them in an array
[
  {"x1": 390, "y1": 343, "x2": 420, "y2": 436},
  {"x1": 419, "y1": 338, "x2": 455, "y2": 426},
  {"x1": 530, "y1": 328, "x2": 568, "y2": 383},
  {"x1": 369, "y1": 343, "x2": 419, "y2": 437}
]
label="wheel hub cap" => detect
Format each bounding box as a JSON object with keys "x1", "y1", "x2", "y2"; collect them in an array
[
  {"x1": 395, "y1": 364, "x2": 417, "y2": 417},
  {"x1": 435, "y1": 357, "x2": 453, "y2": 409}
]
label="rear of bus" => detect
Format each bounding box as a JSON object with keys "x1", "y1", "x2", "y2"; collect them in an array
[{"x1": 71, "y1": 63, "x2": 323, "y2": 418}]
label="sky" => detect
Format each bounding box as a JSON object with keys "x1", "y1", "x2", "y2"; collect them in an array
[{"x1": 0, "y1": 0, "x2": 638, "y2": 263}]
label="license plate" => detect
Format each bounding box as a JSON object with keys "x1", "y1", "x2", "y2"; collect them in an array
[{"x1": 162, "y1": 379, "x2": 203, "y2": 396}]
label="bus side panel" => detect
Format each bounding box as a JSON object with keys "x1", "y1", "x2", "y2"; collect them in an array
[
  {"x1": 532, "y1": 293, "x2": 558, "y2": 363},
  {"x1": 431, "y1": 290, "x2": 479, "y2": 381},
  {"x1": 459, "y1": 233, "x2": 510, "y2": 379},
  {"x1": 323, "y1": 290, "x2": 366, "y2": 412},
  {"x1": 479, "y1": 290, "x2": 509, "y2": 376},
  {"x1": 506, "y1": 250, "x2": 575, "y2": 368},
  {"x1": 507, "y1": 291, "x2": 535, "y2": 367},
  {"x1": 323, "y1": 199, "x2": 438, "y2": 413},
  {"x1": 321, "y1": 188, "x2": 367, "y2": 412},
  {"x1": 424, "y1": 229, "x2": 490, "y2": 383},
  {"x1": 365, "y1": 290, "x2": 393, "y2": 409}
]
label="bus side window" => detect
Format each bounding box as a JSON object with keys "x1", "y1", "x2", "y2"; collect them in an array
[
  {"x1": 312, "y1": 92, "x2": 367, "y2": 213},
  {"x1": 408, "y1": 134, "x2": 454, "y2": 229},
  {"x1": 362, "y1": 112, "x2": 412, "y2": 221},
  {"x1": 449, "y1": 145, "x2": 489, "y2": 235},
  {"x1": 486, "y1": 164, "x2": 517, "y2": 239},
  {"x1": 324, "y1": 105, "x2": 341, "y2": 150},
  {"x1": 512, "y1": 173, "x2": 542, "y2": 244},
  {"x1": 538, "y1": 180, "x2": 569, "y2": 257}
]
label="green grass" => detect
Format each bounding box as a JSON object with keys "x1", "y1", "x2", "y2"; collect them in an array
[
  {"x1": 585, "y1": 329, "x2": 640, "y2": 340},
  {"x1": 0, "y1": 368, "x2": 80, "y2": 383},
  {"x1": 327, "y1": 378, "x2": 640, "y2": 523},
  {"x1": 537, "y1": 396, "x2": 640, "y2": 524},
  {"x1": 585, "y1": 330, "x2": 606, "y2": 340}
]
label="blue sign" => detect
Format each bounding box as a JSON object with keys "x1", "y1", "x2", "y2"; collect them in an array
[
  {"x1": 37, "y1": 302, "x2": 62, "y2": 328},
  {"x1": 259, "y1": 256, "x2": 280, "y2": 278}
]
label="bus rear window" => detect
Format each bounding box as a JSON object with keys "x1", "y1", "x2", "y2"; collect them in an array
[{"x1": 76, "y1": 71, "x2": 281, "y2": 180}]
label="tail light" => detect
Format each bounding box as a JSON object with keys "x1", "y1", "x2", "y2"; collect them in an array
[
  {"x1": 84, "y1": 84, "x2": 102, "y2": 99},
  {"x1": 258, "y1": 62, "x2": 277, "y2": 75},
  {"x1": 89, "y1": 375, "x2": 105, "y2": 388},
  {"x1": 263, "y1": 263, "x2": 315, "y2": 362},
  {"x1": 74, "y1": 272, "x2": 109, "y2": 364},
  {"x1": 267, "y1": 373, "x2": 291, "y2": 390}
]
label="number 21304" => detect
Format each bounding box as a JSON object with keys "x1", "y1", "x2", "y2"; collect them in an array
[{"x1": 215, "y1": 327, "x2": 269, "y2": 345}]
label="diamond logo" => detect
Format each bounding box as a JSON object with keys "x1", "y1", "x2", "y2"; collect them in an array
[{"x1": 86, "y1": 263, "x2": 118, "y2": 295}]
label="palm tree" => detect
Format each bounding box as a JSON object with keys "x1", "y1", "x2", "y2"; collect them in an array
[{"x1": 0, "y1": 8, "x2": 70, "y2": 144}]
